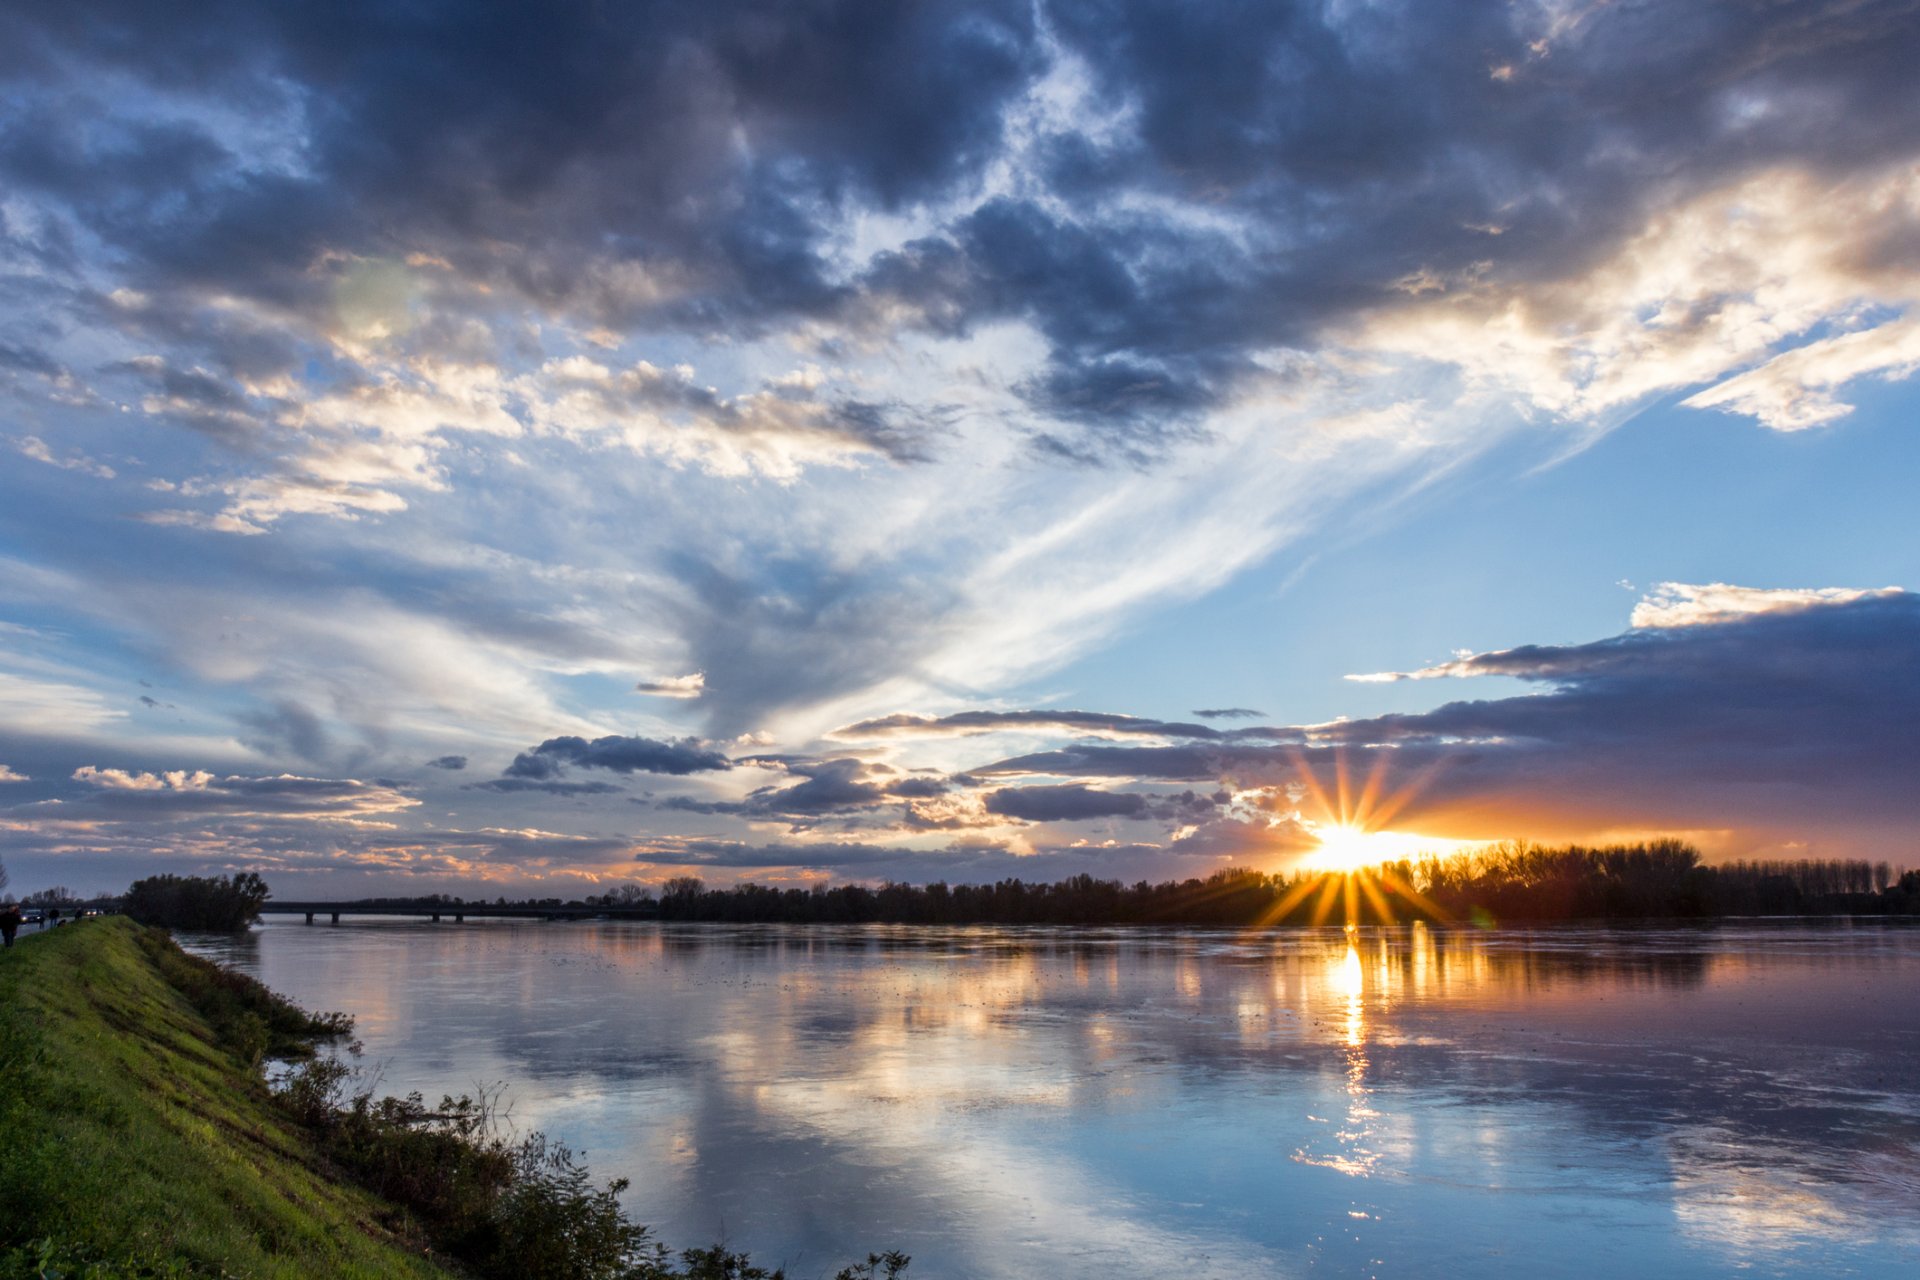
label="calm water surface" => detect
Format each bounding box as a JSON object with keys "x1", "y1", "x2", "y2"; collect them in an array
[{"x1": 186, "y1": 920, "x2": 1920, "y2": 1278}]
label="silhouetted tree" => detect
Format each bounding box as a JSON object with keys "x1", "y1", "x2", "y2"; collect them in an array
[{"x1": 124, "y1": 872, "x2": 270, "y2": 931}]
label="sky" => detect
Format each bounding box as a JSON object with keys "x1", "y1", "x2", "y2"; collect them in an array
[{"x1": 2, "y1": 0, "x2": 1917, "y2": 897}]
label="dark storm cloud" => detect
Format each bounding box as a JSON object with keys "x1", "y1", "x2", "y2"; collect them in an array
[
  {"x1": 974, "y1": 743, "x2": 1299, "y2": 783},
  {"x1": 0, "y1": 0, "x2": 1039, "y2": 328},
  {"x1": 983, "y1": 783, "x2": 1149, "y2": 822},
  {"x1": 1322, "y1": 593, "x2": 1920, "y2": 778},
  {"x1": 977, "y1": 593, "x2": 1920, "y2": 839},
  {"x1": 855, "y1": 1, "x2": 1920, "y2": 452},
  {"x1": 504, "y1": 734, "x2": 732, "y2": 780},
  {"x1": 7, "y1": 1, "x2": 1917, "y2": 458},
  {"x1": 650, "y1": 756, "x2": 951, "y2": 827},
  {"x1": 736, "y1": 757, "x2": 885, "y2": 814},
  {"x1": 885, "y1": 775, "x2": 950, "y2": 799}
]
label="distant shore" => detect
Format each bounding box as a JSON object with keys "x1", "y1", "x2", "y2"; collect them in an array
[{"x1": 240, "y1": 842, "x2": 1920, "y2": 930}]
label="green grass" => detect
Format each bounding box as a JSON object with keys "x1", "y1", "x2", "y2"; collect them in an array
[{"x1": 0, "y1": 918, "x2": 454, "y2": 1279}]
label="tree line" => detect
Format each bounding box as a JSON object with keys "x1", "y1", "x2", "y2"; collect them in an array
[
  {"x1": 607, "y1": 842, "x2": 1918, "y2": 927},
  {"x1": 46, "y1": 842, "x2": 1920, "y2": 933}
]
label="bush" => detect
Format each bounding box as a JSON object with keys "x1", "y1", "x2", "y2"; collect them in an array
[
  {"x1": 475, "y1": 1135, "x2": 657, "y2": 1280},
  {"x1": 272, "y1": 1056, "x2": 910, "y2": 1280},
  {"x1": 135, "y1": 925, "x2": 352, "y2": 1064}
]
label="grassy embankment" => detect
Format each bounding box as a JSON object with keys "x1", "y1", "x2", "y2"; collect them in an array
[{"x1": 0, "y1": 916, "x2": 449, "y2": 1279}]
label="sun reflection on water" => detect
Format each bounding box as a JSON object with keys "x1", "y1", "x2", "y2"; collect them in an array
[
  {"x1": 1295, "y1": 927, "x2": 1381, "y2": 1182},
  {"x1": 1341, "y1": 934, "x2": 1365, "y2": 1048}
]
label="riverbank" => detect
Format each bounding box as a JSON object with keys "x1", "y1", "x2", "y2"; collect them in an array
[
  {"x1": 0, "y1": 916, "x2": 449, "y2": 1278},
  {"x1": 0, "y1": 918, "x2": 909, "y2": 1280}
]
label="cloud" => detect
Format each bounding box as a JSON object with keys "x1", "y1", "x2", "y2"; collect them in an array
[
  {"x1": 468, "y1": 777, "x2": 624, "y2": 797},
  {"x1": 1627, "y1": 582, "x2": 1906, "y2": 630},
  {"x1": 983, "y1": 784, "x2": 1149, "y2": 823},
  {"x1": 0, "y1": 670, "x2": 128, "y2": 735},
  {"x1": 649, "y1": 756, "x2": 960, "y2": 829},
  {"x1": 73, "y1": 766, "x2": 209, "y2": 791},
  {"x1": 634, "y1": 672, "x2": 705, "y2": 699},
  {"x1": 2, "y1": 0, "x2": 1919, "y2": 890},
  {"x1": 14, "y1": 435, "x2": 115, "y2": 479},
  {"x1": 832, "y1": 709, "x2": 1231, "y2": 742},
  {"x1": 1192, "y1": 707, "x2": 1263, "y2": 720},
  {"x1": 503, "y1": 734, "x2": 732, "y2": 780},
  {"x1": 0, "y1": 765, "x2": 27, "y2": 783},
  {"x1": 236, "y1": 699, "x2": 333, "y2": 763},
  {"x1": 1341, "y1": 161, "x2": 1920, "y2": 427},
  {"x1": 987, "y1": 590, "x2": 1920, "y2": 850},
  {"x1": 426, "y1": 755, "x2": 468, "y2": 770},
  {"x1": 3, "y1": 767, "x2": 419, "y2": 822},
  {"x1": 971, "y1": 743, "x2": 1296, "y2": 785},
  {"x1": 1684, "y1": 320, "x2": 1920, "y2": 430},
  {"x1": 729, "y1": 756, "x2": 887, "y2": 816},
  {"x1": 4, "y1": 590, "x2": 1909, "y2": 886},
  {"x1": 1351, "y1": 582, "x2": 1908, "y2": 678}
]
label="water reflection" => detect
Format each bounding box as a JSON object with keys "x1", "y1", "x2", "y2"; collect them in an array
[
  {"x1": 1294, "y1": 929, "x2": 1379, "y2": 1184},
  {"x1": 185, "y1": 920, "x2": 1920, "y2": 1279}
]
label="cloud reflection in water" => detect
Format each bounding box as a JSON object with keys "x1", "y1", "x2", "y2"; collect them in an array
[{"x1": 186, "y1": 920, "x2": 1920, "y2": 1279}]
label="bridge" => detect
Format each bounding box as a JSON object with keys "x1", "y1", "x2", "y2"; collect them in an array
[{"x1": 260, "y1": 901, "x2": 660, "y2": 925}]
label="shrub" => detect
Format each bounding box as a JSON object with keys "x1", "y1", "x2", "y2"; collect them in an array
[
  {"x1": 271, "y1": 1056, "x2": 910, "y2": 1280},
  {"x1": 135, "y1": 925, "x2": 352, "y2": 1063},
  {"x1": 474, "y1": 1135, "x2": 658, "y2": 1280}
]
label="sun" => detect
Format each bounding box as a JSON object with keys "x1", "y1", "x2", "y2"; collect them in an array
[{"x1": 1305, "y1": 823, "x2": 1454, "y2": 874}]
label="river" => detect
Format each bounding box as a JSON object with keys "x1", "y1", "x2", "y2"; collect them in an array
[{"x1": 183, "y1": 919, "x2": 1920, "y2": 1278}]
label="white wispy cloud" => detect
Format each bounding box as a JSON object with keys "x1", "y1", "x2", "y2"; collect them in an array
[
  {"x1": 1628, "y1": 582, "x2": 1907, "y2": 629},
  {"x1": 1683, "y1": 320, "x2": 1920, "y2": 430}
]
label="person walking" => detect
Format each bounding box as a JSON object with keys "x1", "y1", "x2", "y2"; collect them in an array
[{"x1": 0, "y1": 902, "x2": 21, "y2": 947}]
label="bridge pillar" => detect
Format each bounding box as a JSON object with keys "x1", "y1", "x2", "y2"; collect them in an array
[
  {"x1": 431, "y1": 912, "x2": 440, "y2": 923},
  {"x1": 330, "y1": 912, "x2": 340, "y2": 924},
  {"x1": 305, "y1": 912, "x2": 314, "y2": 925},
  {"x1": 455, "y1": 913, "x2": 464, "y2": 923}
]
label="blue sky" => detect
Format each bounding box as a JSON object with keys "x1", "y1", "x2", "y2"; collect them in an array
[{"x1": 2, "y1": 1, "x2": 1918, "y2": 896}]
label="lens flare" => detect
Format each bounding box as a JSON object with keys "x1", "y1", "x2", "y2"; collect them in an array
[{"x1": 1306, "y1": 822, "x2": 1458, "y2": 873}]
